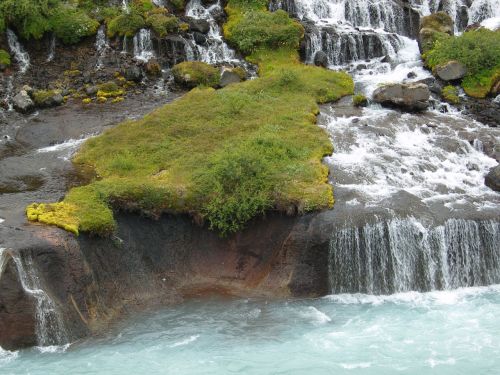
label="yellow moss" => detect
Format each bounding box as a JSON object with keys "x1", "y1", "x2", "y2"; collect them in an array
[
  {"x1": 111, "y1": 97, "x2": 125, "y2": 104},
  {"x1": 96, "y1": 89, "x2": 125, "y2": 98},
  {"x1": 82, "y1": 98, "x2": 92, "y2": 104},
  {"x1": 97, "y1": 96, "x2": 108, "y2": 103},
  {"x1": 64, "y1": 69, "x2": 81, "y2": 77},
  {"x1": 26, "y1": 203, "x2": 80, "y2": 235}
]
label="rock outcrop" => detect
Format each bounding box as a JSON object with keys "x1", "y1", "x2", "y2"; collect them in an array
[
  {"x1": 435, "y1": 60, "x2": 467, "y2": 81},
  {"x1": 485, "y1": 165, "x2": 500, "y2": 191},
  {"x1": 12, "y1": 90, "x2": 34, "y2": 113},
  {"x1": 373, "y1": 83, "x2": 430, "y2": 111}
]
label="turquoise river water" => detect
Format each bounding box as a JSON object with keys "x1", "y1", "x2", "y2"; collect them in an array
[{"x1": 1, "y1": 285, "x2": 500, "y2": 374}]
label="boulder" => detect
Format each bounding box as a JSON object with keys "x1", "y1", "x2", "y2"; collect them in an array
[
  {"x1": 418, "y1": 12, "x2": 454, "y2": 53},
  {"x1": 193, "y1": 31, "x2": 207, "y2": 46},
  {"x1": 434, "y1": 61, "x2": 467, "y2": 81},
  {"x1": 85, "y1": 86, "x2": 98, "y2": 96},
  {"x1": 220, "y1": 67, "x2": 244, "y2": 87},
  {"x1": 187, "y1": 18, "x2": 210, "y2": 34},
  {"x1": 33, "y1": 90, "x2": 63, "y2": 108},
  {"x1": 373, "y1": 83, "x2": 430, "y2": 111},
  {"x1": 12, "y1": 90, "x2": 34, "y2": 113},
  {"x1": 145, "y1": 59, "x2": 161, "y2": 76},
  {"x1": 485, "y1": 165, "x2": 500, "y2": 192},
  {"x1": 313, "y1": 51, "x2": 328, "y2": 68},
  {"x1": 122, "y1": 66, "x2": 143, "y2": 82}
]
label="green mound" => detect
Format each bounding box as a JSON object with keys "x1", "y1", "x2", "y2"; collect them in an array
[{"x1": 27, "y1": 0, "x2": 353, "y2": 236}]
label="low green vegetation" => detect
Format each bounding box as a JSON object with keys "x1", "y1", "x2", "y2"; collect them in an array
[
  {"x1": 172, "y1": 61, "x2": 221, "y2": 88},
  {"x1": 441, "y1": 85, "x2": 460, "y2": 104},
  {"x1": 49, "y1": 6, "x2": 99, "y2": 45},
  {"x1": 0, "y1": 49, "x2": 11, "y2": 67},
  {"x1": 419, "y1": 12, "x2": 453, "y2": 53},
  {"x1": 32, "y1": 89, "x2": 60, "y2": 106},
  {"x1": 353, "y1": 93, "x2": 368, "y2": 107},
  {"x1": 27, "y1": 0, "x2": 353, "y2": 236},
  {"x1": 423, "y1": 28, "x2": 500, "y2": 98},
  {"x1": 107, "y1": 10, "x2": 146, "y2": 38},
  {"x1": 146, "y1": 12, "x2": 179, "y2": 37}
]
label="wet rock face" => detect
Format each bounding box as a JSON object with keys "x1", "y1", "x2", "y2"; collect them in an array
[
  {"x1": 435, "y1": 60, "x2": 467, "y2": 81},
  {"x1": 0, "y1": 257, "x2": 37, "y2": 350},
  {"x1": 12, "y1": 90, "x2": 34, "y2": 113},
  {"x1": 485, "y1": 165, "x2": 500, "y2": 191},
  {"x1": 373, "y1": 82, "x2": 430, "y2": 111},
  {"x1": 313, "y1": 51, "x2": 328, "y2": 68}
]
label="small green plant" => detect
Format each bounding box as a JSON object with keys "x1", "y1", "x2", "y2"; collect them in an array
[
  {"x1": 172, "y1": 61, "x2": 221, "y2": 88},
  {"x1": 442, "y1": 85, "x2": 460, "y2": 104},
  {"x1": 146, "y1": 13, "x2": 178, "y2": 37},
  {"x1": 97, "y1": 81, "x2": 125, "y2": 98},
  {"x1": 353, "y1": 93, "x2": 368, "y2": 107},
  {"x1": 0, "y1": 49, "x2": 11, "y2": 67}
]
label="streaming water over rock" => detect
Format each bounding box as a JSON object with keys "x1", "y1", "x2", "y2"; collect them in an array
[
  {"x1": 6, "y1": 29, "x2": 30, "y2": 74},
  {"x1": 133, "y1": 28, "x2": 155, "y2": 62},
  {"x1": 9, "y1": 253, "x2": 68, "y2": 347},
  {"x1": 95, "y1": 25, "x2": 110, "y2": 69},
  {"x1": 185, "y1": 0, "x2": 237, "y2": 64},
  {"x1": 46, "y1": 35, "x2": 56, "y2": 63}
]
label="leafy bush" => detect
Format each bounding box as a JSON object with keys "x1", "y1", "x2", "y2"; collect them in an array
[
  {"x1": 169, "y1": 0, "x2": 185, "y2": 12},
  {"x1": 146, "y1": 13, "x2": 178, "y2": 37},
  {"x1": 424, "y1": 29, "x2": 500, "y2": 97},
  {"x1": 131, "y1": 0, "x2": 155, "y2": 14},
  {"x1": 0, "y1": 0, "x2": 58, "y2": 39},
  {"x1": 49, "y1": 6, "x2": 99, "y2": 44},
  {"x1": 442, "y1": 85, "x2": 460, "y2": 104},
  {"x1": 224, "y1": 9, "x2": 304, "y2": 54},
  {"x1": 0, "y1": 49, "x2": 11, "y2": 67},
  {"x1": 107, "y1": 10, "x2": 145, "y2": 38},
  {"x1": 172, "y1": 61, "x2": 221, "y2": 88}
]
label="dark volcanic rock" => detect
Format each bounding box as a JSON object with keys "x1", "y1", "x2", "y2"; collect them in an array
[
  {"x1": 187, "y1": 18, "x2": 210, "y2": 34},
  {"x1": 122, "y1": 65, "x2": 143, "y2": 82},
  {"x1": 485, "y1": 165, "x2": 500, "y2": 191},
  {"x1": 313, "y1": 51, "x2": 328, "y2": 68},
  {"x1": 373, "y1": 83, "x2": 431, "y2": 111}
]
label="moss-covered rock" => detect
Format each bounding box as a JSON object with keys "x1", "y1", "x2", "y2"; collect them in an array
[
  {"x1": 172, "y1": 61, "x2": 221, "y2": 88},
  {"x1": 442, "y1": 85, "x2": 460, "y2": 104},
  {"x1": 32, "y1": 89, "x2": 64, "y2": 108},
  {"x1": 146, "y1": 13, "x2": 179, "y2": 37},
  {"x1": 353, "y1": 93, "x2": 368, "y2": 107},
  {"x1": 419, "y1": 12, "x2": 453, "y2": 53},
  {"x1": 49, "y1": 6, "x2": 99, "y2": 45},
  {"x1": 97, "y1": 81, "x2": 125, "y2": 98},
  {"x1": 107, "y1": 10, "x2": 145, "y2": 38},
  {"x1": 0, "y1": 49, "x2": 11, "y2": 70}
]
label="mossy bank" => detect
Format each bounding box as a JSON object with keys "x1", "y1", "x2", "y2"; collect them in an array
[{"x1": 26, "y1": 0, "x2": 353, "y2": 236}]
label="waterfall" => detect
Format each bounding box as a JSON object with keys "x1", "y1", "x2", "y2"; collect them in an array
[
  {"x1": 185, "y1": 0, "x2": 237, "y2": 64},
  {"x1": 6, "y1": 29, "x2": 30, "y2": 74},
  {"x1": 122, "y1": 0, "x2": 130, "y2": 12},
  {"x1": 133, "y1": 28, "x2": 155, "y2": 62},
  {"x1": 329, "y1": 219, "x2": 500, "y2": 294},
  {"x1": 95, "y1": 25, "x2": 109, "y2": 69},
  {"x1": 9, "y1": 253, "x2": 68, "y2": 347},
  {"x1": 0, "y1": 248, "x2": 7, "y2": 279},
  {"x1": 47, "y1": 34, "x2": 56, "y2": 62}
]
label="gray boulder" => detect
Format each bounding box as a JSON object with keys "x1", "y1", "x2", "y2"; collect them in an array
[
  {"x1": 123, "y1": 66, "x2": 143, "y2": 82},
  {"x1": 85, "y1": 86, "x2": 98, "y2": 96},
  {"x1": 12, "y1": 91, "x2": 34, "y2": 113},
  {"x1": 313, "y1": 51, "x2": 328, "y2": 68},
  {"x1": 188, "y1": 18, "x2": 210, "y2": 34},
  {"x1": 373, "y1": 83, "x2": 430, "y2": 111},
  {"x1": 485, "y1": 165, "x2": 500, "y2": 192},
  {"x1": 220, "y1": 68, "x2": 243, "y2": 87},
  {"x1": 435, "y1": 60, "x2": 467, "y2": 81}
]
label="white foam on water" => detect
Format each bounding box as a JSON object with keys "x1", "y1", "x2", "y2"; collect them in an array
[
  {"x1": 340, "y1": 362, "x2": 371, "y2": 369},
  {"x1": 0, "y1": 347, "x2": 18, "y2": 364},
  {"x1": 36, "y1": 344, "x2": 71, "y2": 354},
  {"x1": 427, "y1": 357, "x2": 456, "y2": 368},
  {"x1": 36, "y1": 136, "x2": 92, "y2": 160},
  {"x1": 481, "y1": 16, "x2": 500, "y2": 30},
  {"x1": 169, "y1": 335, "x2": 200, "y2": 348},
  {"x1": 300, "y1": 306, "x2": 332, "y2": 324},
  {"x1": 0, "y1": 218, "x2": 4, "y2": 224}
]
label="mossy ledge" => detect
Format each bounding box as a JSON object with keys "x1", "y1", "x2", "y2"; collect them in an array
[{"x1": 26, "y1": 0, "x2": 353, "y2": 236}]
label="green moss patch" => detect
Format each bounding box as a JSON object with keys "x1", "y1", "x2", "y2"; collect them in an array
[
  {"x1": 107, "y1": 10, "x2": 146, "y2": 38},
  {"x1": 49, "y1": 6, "x2": 99, "y2": 45},
  {"x1": 146, "y1": 12, "x2": 179, "y2": 37},
  {"x1": 423, "y1": 29, "x2": 500, "y2": 98},
  {"x1": 27, "y1": 0, "x2": 353, "y2": 236},
  {"x1": 172, "y1": 61, "x2": 221, "y2": 88},
  {"x1": 0, "y1": 49, "x2": 11, "y2": 67},
  {"x1": 442, "y1": 85, "x2": 460, "y2": 104}
]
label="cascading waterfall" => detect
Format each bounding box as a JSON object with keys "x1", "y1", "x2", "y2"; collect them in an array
[
  {"x1": 6, "y1": 29, "x2": 30, "y2": 74},
  {"x1": 133, "y1": 28, "x2": 155, "y2": 62},
  {"x1": 329, "y1": 219, "x2": 500, "y2": 294},
  {"x1": 95, "y1": 25, "x2": 109, "y2": 69},
  {"x1": 0, "y1": 248, "x2": 7, "y2": 278},
  {"x1": 47, "y1": 34, "x2": 56, "y2": 62},
  {"x1": 185, "y1": 0, "x2": 237, "y2": 64},
  {"x1": 9, "y1": 253, "x2": 68, "y2": 347}
]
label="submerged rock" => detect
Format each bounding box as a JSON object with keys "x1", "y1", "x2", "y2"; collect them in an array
[
  {"x1": 372, "y1": 83, "x2": 430, "y2": 111},
  {"x1": 435, "y1": 60, "x2": 467, "y2": 81},
  {"x1": 485, "y1": 165, "x2": 500, "y2": 191},
  {"x1": 12, "y1": 90, "x2": 34, "y2": 113}
]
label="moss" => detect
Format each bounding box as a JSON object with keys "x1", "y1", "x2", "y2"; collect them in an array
[
  {"x1": 232, "y1": 66, "x2": 247, "y2": 80},
  {"x1": 107, "y1": 10, "x2": 145, "y2": 38},
  {"x1": 146, "y1": 13, "x2": 179, "y2": 37},
  {"x1": 49, "y1": 5, "x2": 99, "y2": 45},
  {"x1": 27, "y1": 0, "x2": 353, "y2": 236},
  {"x1": 97, "y1": 96, "x2": 108, "y2": 103},
  {"x1": 353, "y1": 93, "x2": 368, "y2": 107},
  {"x1": 64, "y1": 69, "x2": 81, "y2": 77},
  {"x1": 27, "y1": 203, "x2": 80, "y2": 235},
  {"x1": 169, "y1": 0, "x2": 186, "y2": 12},
  {"x1": 131, "y1": 0, "x2": 155, "y2": 14},
  {"x1": 0, "y1": 49, "x2": 11, "y2": 67},
  {"x1": 441, "y1": 85, "x2": 460, "y2": 104},
  {"x1": 420, "y1": 12, "x2": 453, "y2": 34},
  {"x1": 32, "y1": 89, "x2": 60, "y2": 106},
  {"x1": 172, "y1": 61, "x2": 221, "y2": 88},
  {"x1": 97, "y1": 81, "x2": 125, "y2": 98},
  {"x1": 424, "y1": 29, "x2": 500, "y2": 98},
  {"x1": 111, "y1": 97, "x2": 124, "y2": 104},
  {"x1": 82, "y1": 98, "x2": 92, "y2": 104}
]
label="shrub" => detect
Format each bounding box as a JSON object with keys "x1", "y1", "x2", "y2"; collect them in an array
[
  {"x1": 146, "y1": 13, "x2": 178, "y2": 37},
  {"x1": 442, "y1": 85, "x2": 460, "y2": 104},
  {"x1": 132, "y1": 0, "x2": 155, "y2": 14},
  {"x1": 353, "y1": 93, "x2": 368, "y2": 107},
  {"x1": 224, "y1": 9, "x2": 304, "y2": 54},
  {"x1": 169, "y1": 0, "x2": 185, "y2": 12},
  {"x1": 172, "y1": 61, "x2": 220, "y2": 88},
  {"x1": 107, "y1": 10, "x2": 145, "y2": 38},
  {"x1": 0, "y1": 49, "x2": 11, "y2": 67},
  {"x1": 424, "y1": 29, "x2": 500, "y2": 98},
  {"x1": 49, "y1": 6, "x2": 99, "y2": 44},
  {"x1": 0, "y1": 0, "x2": 57, "y2": 39}
]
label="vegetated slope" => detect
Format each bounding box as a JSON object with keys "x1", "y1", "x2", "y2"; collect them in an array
[{"x1": 27, "y1": 0, "x2": 353, "y2": 236}]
